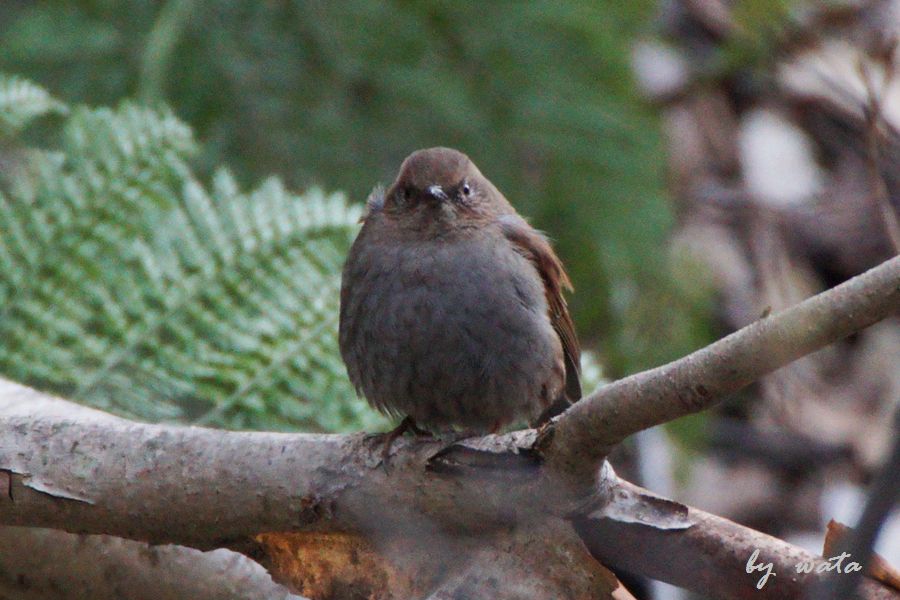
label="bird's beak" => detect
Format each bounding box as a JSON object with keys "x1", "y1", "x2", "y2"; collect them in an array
[{"x1": 427, "y1": 185, "x2": 449, "y2": 202}]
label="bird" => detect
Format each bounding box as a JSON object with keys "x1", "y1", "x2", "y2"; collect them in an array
[{"x1": 339, "y1": 147, "x2": 580, "y2": 438}]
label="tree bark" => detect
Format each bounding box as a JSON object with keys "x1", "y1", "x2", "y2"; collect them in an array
[
  {"x1": 0, "y1": 526, "x2": 303, "y2": 600},
  {"x1": 577, "y1": 479, "x2": 899, "y2": 600},
  {"x1": 541, "y1": 254, "x2": 900, "y2": 485},
  {"x1": 0, "y1": 379, "x2": 547, "y2": 547}
]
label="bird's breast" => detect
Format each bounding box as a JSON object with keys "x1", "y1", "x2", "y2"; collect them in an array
[
  {"x1": 339, "y1": 230, "x2": 565, "y2": 430},
  {"x1": 347, "y1": 233, "x2": 557, "y2": 368}
]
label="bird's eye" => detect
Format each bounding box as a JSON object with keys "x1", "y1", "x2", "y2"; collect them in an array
[{"x1": 462, "y1": 183, "x2": 471, "y2": 196}]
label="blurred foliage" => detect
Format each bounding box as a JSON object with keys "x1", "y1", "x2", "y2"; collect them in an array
[
  {"x1": 0, "y1": 0, "x2": 715, "y2": 381},
  {"x1": 0, "y1": 74, "x2": 387, "y2": 431}
]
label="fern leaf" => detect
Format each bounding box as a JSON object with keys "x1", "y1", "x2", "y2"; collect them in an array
[
  {"x1": 0, "y1": 76, "x2": 381, "y2": 432},
  {"x1": 0, "y1": 73, "x2": 68, "y2": 136}
]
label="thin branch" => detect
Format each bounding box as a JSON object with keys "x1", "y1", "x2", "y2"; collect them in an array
[
  {"x1": 859, "y1": 40, "x2": 900, "y2": 252},
  {"x1": 542, "y1": 255, "x2": 900, "y2": 480},
  {"x1": 815, "y1": 410, "x2": 900, "y2": 600}
]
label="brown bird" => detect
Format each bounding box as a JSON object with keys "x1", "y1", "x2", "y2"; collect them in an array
[{"x1": 339, "y1": 147, "x2": 580, "y2": 435}]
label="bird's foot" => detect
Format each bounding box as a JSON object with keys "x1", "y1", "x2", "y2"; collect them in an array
[
  {"x1": 367, "y1": 416, "x2": 432, "y2": 471},
  {"x1": 401, "y1": 416, "x2": 432, "y2": 437}
]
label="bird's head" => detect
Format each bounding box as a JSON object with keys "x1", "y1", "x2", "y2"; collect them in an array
[{"x1": 375, "y1": 148, "x2": 510, "y2": 231}]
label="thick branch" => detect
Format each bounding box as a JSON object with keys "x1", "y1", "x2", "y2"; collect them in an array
[
  {"x1": 2, "y1": 382, "x2": 898, "y2": 599},
  {"x1": 543, "y1": 255, "x2": 900, "y2": 477},
  {"x1": 577, "y1": 480, "x2": 899, "y2": 600},
  {"x1": 0, "y1": 379, "x2": 545, "y2": 548},
  {"x1": 419, "y1": 520, "x2": 620, "y2": 599},
  {"x1": 0, "y1": 526, "x2": 302, "y2": 600}
]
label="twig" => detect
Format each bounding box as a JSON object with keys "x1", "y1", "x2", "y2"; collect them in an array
[
  {"x1": 813, "y1": 410, "x2": 900, "y2": 600},
  {"x1": 858, "y1": 44, "x2": 900, "y2": 251}
]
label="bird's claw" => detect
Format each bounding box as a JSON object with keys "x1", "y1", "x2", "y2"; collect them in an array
[{"x1": 368, "y1": 416, "x2": 432, "y2": 472}]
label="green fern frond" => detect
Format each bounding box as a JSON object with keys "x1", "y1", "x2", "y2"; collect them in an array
[
  {"x1": 0, "y1": 77, "x2": 384, "y2": 432},
  {"x1": 0, "y1": 73, "x2": 68, "y2": 136}
]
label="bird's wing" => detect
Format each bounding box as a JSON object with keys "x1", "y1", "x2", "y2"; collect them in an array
[{"x1": 498, "y1": 215, "x2": 582, "y2": 403}]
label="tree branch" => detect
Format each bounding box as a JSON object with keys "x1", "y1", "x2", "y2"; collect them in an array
[
  {"x1": 815, "y1": 410, "x2": 900, "y2": 600},
  {"x1": 542, "y1": 255, "x2": 900, "y2": 480},
  {"x1": 0, "y1": 379, "x2": 545, "y2": 548},
  {"x1": 2, "y1": 255, "x2": 898, "y2": 599},
  {"x1": 0, "y1": 526, "x2": 303, "y2": 600},
  {"x1": 2, "y1": 380, "x2": 898, "y2": 599},
  {"x1": 577, "y1": 480, "x2": 899, "y2": 600}
]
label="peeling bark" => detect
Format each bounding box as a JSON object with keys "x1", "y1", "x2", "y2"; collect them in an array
[{"x1": 256, "y1": 521, "x2": 620, "y2": 600}]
